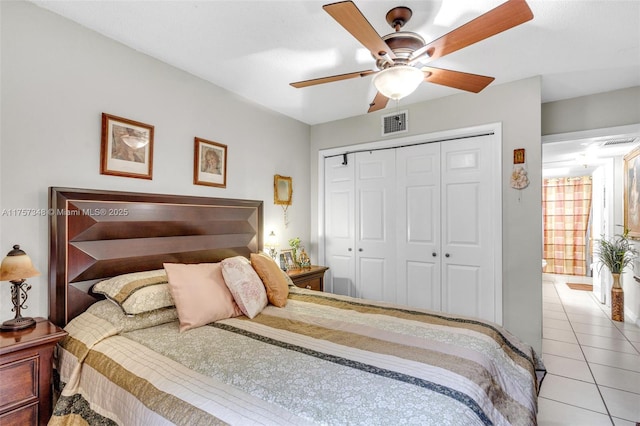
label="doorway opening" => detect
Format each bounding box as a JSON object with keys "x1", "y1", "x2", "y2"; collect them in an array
[{"x1": 542, "y1": 124, "x2": 640, "y2": 300}]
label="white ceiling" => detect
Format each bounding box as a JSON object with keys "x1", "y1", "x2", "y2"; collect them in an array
[
  {"x1": 31, "y1": 0, "x2": 640, "y2": 126},
  {"x1": 543, "y1": 125, "x2": 640, "y2": 177}
]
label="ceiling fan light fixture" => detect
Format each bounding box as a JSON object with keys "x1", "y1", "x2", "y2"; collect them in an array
[{"x1": 372, "y1": 66, "x2": 424, "y2": 100}]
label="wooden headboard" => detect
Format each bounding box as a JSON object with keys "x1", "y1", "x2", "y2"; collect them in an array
[{"x1": 48, "y1": 187, "x2": 263, "y2": 326}]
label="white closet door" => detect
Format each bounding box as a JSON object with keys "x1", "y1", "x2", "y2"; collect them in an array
[
  {"x1": 395, "y1": 143, "x2": 441, "y2": 309},
  {"x1": 324, "y1": 154, "x2": 356, "y2": 296},
  {"x1": 322, "y1": 128, "x2": 501, "y2": 323},
  {"x1": 440, "y1": 135, "x2": 499, "y2": 322},
  {"x1": 355, "y1": 150, "x2": 396, "y2": 302}
]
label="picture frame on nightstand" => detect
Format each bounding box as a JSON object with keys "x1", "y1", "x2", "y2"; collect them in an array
[{"x1": 279, "y1": 249, "x2": 296, "y2": 271}]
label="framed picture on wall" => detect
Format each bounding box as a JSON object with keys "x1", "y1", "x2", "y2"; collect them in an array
[
  {"x1": 194, "y1": 137, "x2": 227, "y2": 188},
  {"x1": 101, "y1": 113, "x2": 154, "y2": 179},
  {"x1": 624, "y1": 146, "x2": 640, "y2": 239},
  {"x1": 274, "y1": 175, "x2": 293, "y2": 205}
]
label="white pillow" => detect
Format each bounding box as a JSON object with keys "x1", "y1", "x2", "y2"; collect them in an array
[{"x1": 221, "y1": 256, "x2": 268, "y2": 319}]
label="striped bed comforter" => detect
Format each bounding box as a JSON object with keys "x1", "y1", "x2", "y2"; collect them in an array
[{"x1": 51, "y1": 287, "x2": 545, "y2": 425}]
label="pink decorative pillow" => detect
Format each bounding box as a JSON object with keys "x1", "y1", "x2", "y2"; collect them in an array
[
  {"x1": 163, "y1": 263, "x2": 242, "y2": 332},
  {"x1": 221, "y1": 256, "x2": 268, "y2": 319},
  {"x1": 250, "y1": 252, "x2": 288, "y2": 307}
]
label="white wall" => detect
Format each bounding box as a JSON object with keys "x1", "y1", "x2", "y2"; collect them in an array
[
  {"x1": 310, "y1": 77, "x2": 543, "y2": 352},
  {"x1": 542, "y1": 87, "x2": 640, "y2": 136},
  {"x1": 0, "y1": 1, "x2": 311, "y2": 321}
]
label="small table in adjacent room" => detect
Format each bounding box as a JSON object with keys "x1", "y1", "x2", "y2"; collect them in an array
[
  {"x1": 287, "y1": 265, "x2": 329, "y2": 292},
  {"x1": 0, "y1": 318, "x2": 67, "y2": 426}
]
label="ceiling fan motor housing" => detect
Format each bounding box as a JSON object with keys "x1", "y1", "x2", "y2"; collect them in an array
[{"x1": 377, "y1": 32, "x2": 426, "y2": 68}]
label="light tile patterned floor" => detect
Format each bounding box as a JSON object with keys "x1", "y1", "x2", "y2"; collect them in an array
[{"x1": 538, "y1": 273, "x2": 640, "y2": 425}]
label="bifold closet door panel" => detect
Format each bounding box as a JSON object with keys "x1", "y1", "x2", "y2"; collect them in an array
[
  {"x1": 355, "y1": 150, "x2": 396, "y2": 302},
  {"x1": 396, "y1": 143, "x2": 441, "y2": 309},
  {"x1": 440, "y1": 135, "x2": 498, "y2": 322},
  {"x1": 324, "y1": 154, "x2": 356, "y2": 296}
]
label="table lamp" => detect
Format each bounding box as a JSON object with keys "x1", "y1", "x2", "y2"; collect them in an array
[
  {"x1": 265, "y1": 231, "x2": 279, "y2": 260},
  {"x1": 0, "y1": 244, "x2": 40, "y2": 331}
]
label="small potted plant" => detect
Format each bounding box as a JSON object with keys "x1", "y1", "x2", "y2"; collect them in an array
[
  {"x1": 595, "y1": 230, "x2": 638, "y2": 321},
  {"x1": 288, "y1": 237, "x2": 301, "y2": 268}
]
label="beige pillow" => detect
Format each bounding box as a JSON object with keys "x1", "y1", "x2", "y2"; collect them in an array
[
  {"x1": 250, "y1": 252, "x2": 289, "y2": 307},
  {"x1": 164, "y1": 263, "x2": 242, "y2": 332},
  {"x1": 92, "y1": 269, "x2": 173, "y2": 315},
  {"x1": 87, "y1": 300, "x2": 178, "y2": 333}
]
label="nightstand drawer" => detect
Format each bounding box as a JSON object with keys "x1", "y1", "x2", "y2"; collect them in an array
[
  {"x1": 298, "y1": 277, "x2": 321, "y2": 291},
  {"x1": 287, "y1": 266, "x2": 328, "y2": 292},
  {"x1": 0, "y1": 401, "x2": 38, "y2": 426},
  {"x1": 0, "y1": 355, "x2": 38, "y2": 412}
]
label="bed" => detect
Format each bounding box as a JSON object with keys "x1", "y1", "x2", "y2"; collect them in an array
[{"x1": 48, "y1": 187, "x2": 545, "y2": 426}]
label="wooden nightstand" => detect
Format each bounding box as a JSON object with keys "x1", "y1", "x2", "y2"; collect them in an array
[
  {"x1": 0, "y1": 318, "x2": 67, "y2": 426},
  {"x1": 287, "y1": 265, "x2": 329, "y2": 291}
]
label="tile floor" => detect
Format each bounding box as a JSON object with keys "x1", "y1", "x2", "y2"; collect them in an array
[{"x1": 537, "y1": 273, "x2": 640, "y2": 425}]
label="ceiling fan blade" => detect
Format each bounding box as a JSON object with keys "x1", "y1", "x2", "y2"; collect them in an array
[
  {"x1": 291, "y1": 69, "x2": 376, "y2": 88},
  {"x1": 323, "y1": 1, "x2": 396, "y2": 62},
  {"x1": 367, "y1": 92, "x2": 389, "y2": 113},
  {"x1": 422, "y1": 67, "x2": 495, "y2": 93},
  {"x1": 409, "y1": 0, "x2": 533, "y2": 64}
]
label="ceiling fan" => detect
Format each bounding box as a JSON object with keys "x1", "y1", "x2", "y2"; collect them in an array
[{"x1": 290, "y1": 0, "x2": 534, "y2": 113}]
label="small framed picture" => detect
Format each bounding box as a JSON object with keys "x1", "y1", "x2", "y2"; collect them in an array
[
  {"x1": 513, "y1": 148, "x2": 525, "y2": 164},
  {"x1": 194, "y1": 137, "x2": 227, "y2": 188},
  {"x1": 101, "y1": 113, "x2": 154, "y2": 179},
  {"x1": 274, "y1": 175, "x2": 293, "y2": 205},
  {"x1": 279, "y1": 249, "x2": 296, "y2": 271},
  {"x1": 624, "y1": 146, "x2": 640, "y2": 239}
]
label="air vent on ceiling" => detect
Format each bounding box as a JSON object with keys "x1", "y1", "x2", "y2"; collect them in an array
[
  {"x1": 381, "y1": 110, "x2": 408, "y2": 136},
  {"x1": 602, "y1": 137, "x2": 638, "y2": 146}
]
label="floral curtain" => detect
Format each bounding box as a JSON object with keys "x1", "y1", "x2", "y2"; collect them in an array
[{"x1": 543, "y1": 176, "x2": 592, "y2": 275}]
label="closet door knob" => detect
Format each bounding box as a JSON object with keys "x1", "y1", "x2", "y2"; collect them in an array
[
  {"x1": 358, "y1": 248, "x2": 363, "y2": 252},
  {"x1": 445, "y1": 253, "x2": 450, "y2": 258},
  {"x1": 432, "y1": 252, "x2": 437, "y2": 257},
  {"x1": 348, "y1": 248, "x2": 352, "y2": 252}
]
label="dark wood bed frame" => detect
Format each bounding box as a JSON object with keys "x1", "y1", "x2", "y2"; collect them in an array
[{"x1": 48, "y1": 187, "x2": 263, "y2": 327}]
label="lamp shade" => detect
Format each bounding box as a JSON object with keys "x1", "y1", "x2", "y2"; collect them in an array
[
  {"x1": 372, "y1": 66, "x2": 425, "y2": 100},
  {"x1": 265, "y1": 231, "x2": 278, "y2": 249},
  {"x1": 0, "y1": 245, "x2": 40, "y2": 281}
]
